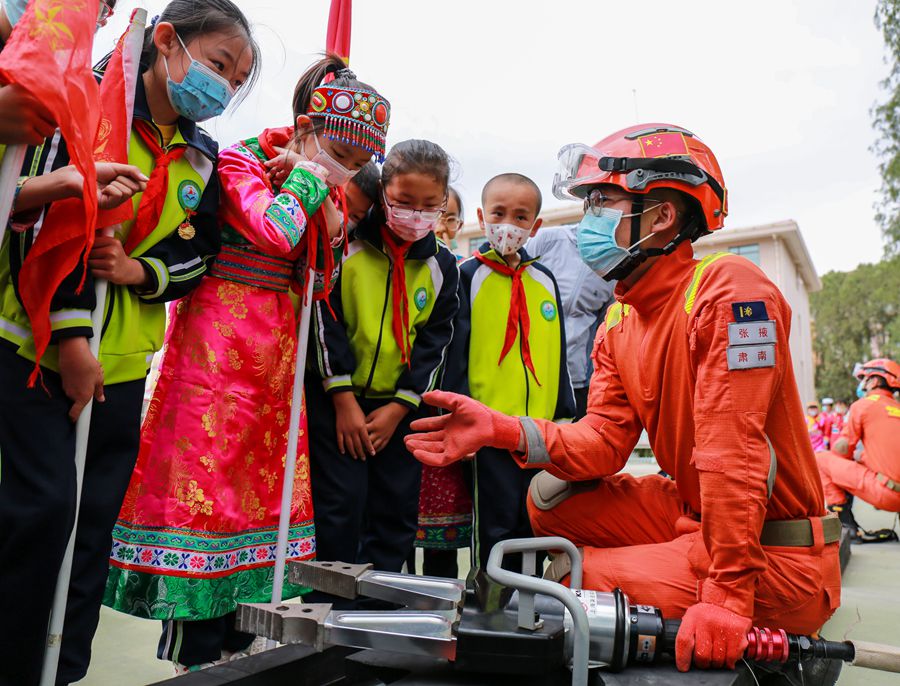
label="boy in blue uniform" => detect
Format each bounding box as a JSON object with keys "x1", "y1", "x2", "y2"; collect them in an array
[{"x1": 446, "y1": 173, "x2": 574, "y2": 571}]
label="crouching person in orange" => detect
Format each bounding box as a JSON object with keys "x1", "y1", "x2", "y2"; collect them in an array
[
  {"x1": 405, "y1": 124, "x2": 841, "y2": 673},
  {"x1": 817, "y1": 359, "x2": 900, "y2": 536}
]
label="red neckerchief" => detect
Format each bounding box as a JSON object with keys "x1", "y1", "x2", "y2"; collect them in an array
[
  {"x1": 380, "y1": 226, "x2": 413, "y2": 365},
  {"x1": 123, "y1": 119, "x2": 186, "y2": 254},
  {"x1": 474, "y1": 250, "x2": 541, "y2": 385},
  {"x1": 259, "y1": 126, "x2": 347, "y2": 306}
]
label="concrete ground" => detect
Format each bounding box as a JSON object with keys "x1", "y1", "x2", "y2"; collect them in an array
[
  {"x1": 820, "y1": 500, "x2": 900, "y2": 686},
  {"x1": 79, "y1": 459, "x2": 899, "y2": 685}
]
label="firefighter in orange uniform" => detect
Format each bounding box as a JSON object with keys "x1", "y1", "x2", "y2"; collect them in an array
[
  {"x1": 817, "y1": 359, "x2": 900, "y2": 529},
  {"x1": 405, "y1": 124, "x2": 841, "y2": 673}
]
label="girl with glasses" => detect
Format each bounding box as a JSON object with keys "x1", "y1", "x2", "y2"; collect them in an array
[{"x1": 307, "y1": 139, "x2": 460, "y2": 586}]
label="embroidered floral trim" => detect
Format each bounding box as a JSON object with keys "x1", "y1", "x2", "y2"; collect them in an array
[
  {"x1": 104, "y1": 561, "x2": 312, "y2": 621},
  {"x1": 414, "y1": 523, "x2": 472, "y2": 550}
]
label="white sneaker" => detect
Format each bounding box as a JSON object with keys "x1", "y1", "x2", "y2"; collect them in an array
[{"x1": 220, "y1": 635, "x2": 272, "y2": 662}]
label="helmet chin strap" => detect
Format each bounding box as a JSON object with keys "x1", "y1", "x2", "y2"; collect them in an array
[{"x1": 602, "y1": 199, "x2": 701, "y2": 282}]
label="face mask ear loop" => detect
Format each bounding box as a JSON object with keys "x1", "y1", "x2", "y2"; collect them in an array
[
  {"x1": 629, "y1": 197, "x2": 644, "y2": 247},
  {"x1": 641, "y1": 214, "x2": 701, "y2": 259}
]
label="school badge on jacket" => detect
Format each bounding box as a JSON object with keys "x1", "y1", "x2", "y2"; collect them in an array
[{"x1": 177, "y1": 179, "x2": 202, "y2": 239}]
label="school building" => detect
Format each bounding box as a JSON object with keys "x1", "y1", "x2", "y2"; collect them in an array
[{"x1": 457, "y1": 213, "x2": 821, "y2": 402}]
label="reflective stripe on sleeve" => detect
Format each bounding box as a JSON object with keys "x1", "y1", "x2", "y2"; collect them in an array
[{"x1": 521, "y1": 416, "x2": 551, "y2": 465}]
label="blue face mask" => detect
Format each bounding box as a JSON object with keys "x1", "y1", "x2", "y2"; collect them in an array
[
  {"x1": 856, "y1": 380, "x2": 867, "y2": 399},
  {"x1": 4, "y1": 0, "x2": 108, "y2": 32},
  {"x1": 3, "y1": 0, "x2": 27, "y2": 27},
  {"x1": 576, "y1": 207, "x2": 653, "y2": 277},
  {"x1": 164, "y1": 35, "x2": 235, "y2": 122}
]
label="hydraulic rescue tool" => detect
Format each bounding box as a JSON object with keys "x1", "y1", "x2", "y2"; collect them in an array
[{"x1": 238, "y1": 537, "x2": 900, "y2": 686}]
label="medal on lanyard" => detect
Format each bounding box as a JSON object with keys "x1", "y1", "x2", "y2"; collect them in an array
[{"x1": 177, "y1": 180, "x2": 201, "y2": 240}]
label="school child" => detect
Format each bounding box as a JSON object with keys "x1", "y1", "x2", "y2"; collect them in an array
[
  {"x1": 104, "y1": 55, "x2": 390, "y2": 673},
  {"x1": 445, "y1": 173, "x2": 575, "y2": 572},
  {"x1": 345, "y1": 160, "x2": 380, "y2": 234},
  {"x1": 0, "y1": 2, "x2": 259, "y2": 684},
  {"x1": 434, "y1": 186, "x2": 464, "y2": 254},
  {"x1": 413, "y1": 185, "x2": 472, "y2": 578},
  {"x1": 308, "y1": 139, "x2": 460, "y2": 581}
]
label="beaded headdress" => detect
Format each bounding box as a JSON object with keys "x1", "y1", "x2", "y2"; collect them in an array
[{"x1": 308, "y1": 82, "x2": 390, "y2": 163}]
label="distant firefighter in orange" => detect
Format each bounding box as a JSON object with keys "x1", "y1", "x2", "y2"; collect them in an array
[{"x1": 817, "y1": 358, "x2": 900, "y2": 538}]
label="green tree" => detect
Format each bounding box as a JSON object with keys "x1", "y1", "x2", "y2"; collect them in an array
[
  {"x1": 874, "y1": 0, "x2": 900, "y2": 254},
  {"x1": 811, "y1": 255, "x2": 900, "y2": 400}
]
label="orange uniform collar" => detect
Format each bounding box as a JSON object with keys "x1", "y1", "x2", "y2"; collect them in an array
[{"x1": 615, "y1": 241, "x2": 694, "y2": 312}]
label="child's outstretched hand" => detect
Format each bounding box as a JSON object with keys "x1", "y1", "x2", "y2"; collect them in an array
[
  {"x1": 365, "y1": 402, "x2": 410, "y2": 454},
  {"x1": 332, "y1": 391, "x2": 375, "y2": 460}
]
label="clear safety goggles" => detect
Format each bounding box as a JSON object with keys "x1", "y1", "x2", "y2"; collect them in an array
[{"x1": 552, "y1": 143, "x2": 612, "y2": 202}]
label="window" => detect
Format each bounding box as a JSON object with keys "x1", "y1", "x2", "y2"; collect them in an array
[{"x1": 729, "y1": 243, "x2": 760, "y2": 266}]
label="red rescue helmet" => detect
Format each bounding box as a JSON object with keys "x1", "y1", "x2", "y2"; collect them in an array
[
  {"x1": 552, "y1": 123, "x2": 728, "y2": 239},
  {"x1": 854, "y1": 358, "x2": 900, "y2": 391}
]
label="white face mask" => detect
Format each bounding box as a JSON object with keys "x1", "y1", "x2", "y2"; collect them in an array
[
  {"x1": 485, "y1": 222, "x2": 532, "y2": 256},
  {"x1": 310, "y1": 134, "x2": 359, "y2": 187}
]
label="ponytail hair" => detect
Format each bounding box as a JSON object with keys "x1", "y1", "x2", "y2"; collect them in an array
[
  {"x1": 139, "y1": 0, "x2": 261, "y2": 101},
  {"x1": 382, "y1": 139, "x2": 451, "y2": 194},
  {"x1": 291, "y1": 53, "x2": 382, "y2": 130}
]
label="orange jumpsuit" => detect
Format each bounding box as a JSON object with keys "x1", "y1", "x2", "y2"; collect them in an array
[
  {"x1": 817, "y1": 389, "x2": 900, "y2": 512},
  {"x1": 516, "y1": 242, "x2": 840, "y2": 633}
]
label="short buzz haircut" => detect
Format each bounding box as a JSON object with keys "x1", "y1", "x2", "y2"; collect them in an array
[{"x1": 482, "y1": 173, "x2": 542, "y2": 216}]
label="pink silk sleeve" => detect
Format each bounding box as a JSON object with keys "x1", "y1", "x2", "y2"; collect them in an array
[{"x1": 217, "y1": 146, "x2": 309, "y2": 257}]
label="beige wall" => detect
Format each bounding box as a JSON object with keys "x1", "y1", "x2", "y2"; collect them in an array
[{"x1": 694, "y1": 227, "x2": 819, "y2": 403}]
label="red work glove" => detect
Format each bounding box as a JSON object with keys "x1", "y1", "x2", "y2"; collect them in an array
[
  {"x1": 675, "y1": 602, "x2": 752, "y2": 671},
  {"x1": 404, "y1": 390, "x2": 522, "y2": 467}
]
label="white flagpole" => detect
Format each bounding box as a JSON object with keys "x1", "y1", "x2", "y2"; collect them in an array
[
  {"x1": 269, "y1": 270, "x2": 316, "y2": 644},
  {"x1": 39, "y1": 9, "x2": 147, "y2": 685},
  {"x1": 0, "y1": 144, "x2": 28, "y2": 246},
  {"x1": 39, "y1": 225, "x2": 114, "y2": 686}
]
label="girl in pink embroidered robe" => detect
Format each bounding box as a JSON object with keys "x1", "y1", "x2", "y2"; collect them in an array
[{"x1": 104, "y1": 126, "x2": 337, "y2": 621}]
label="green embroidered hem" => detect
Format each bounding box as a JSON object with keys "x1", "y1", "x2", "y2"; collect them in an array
[
  {"x1": 103, "y1": 565, "x2": 310, "y2": 621},
  {"x1": 414, "y1": 523, "x2": 472, "y2": 551}
]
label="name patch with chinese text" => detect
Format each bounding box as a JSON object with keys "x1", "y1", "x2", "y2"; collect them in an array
[
  {"x1": 727, "y1": 343, "x2": 776, "y2": 370},
  {"x1": 728, "y1": 320, "x2": 776, "y2": 346}
]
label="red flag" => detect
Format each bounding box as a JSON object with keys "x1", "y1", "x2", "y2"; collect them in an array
[
  {"x1": 0, "y1": 0, "x2": 101, "y2": 382},
  {"x1": 638, "y1": 131, "x2": 689, "y2": 158},
  {"x1": 326, "y1": 0, "x2": 352, "y2": 62},
  {"x1": 95, "y1": 8, "x2": 146, "y2": 228}
]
